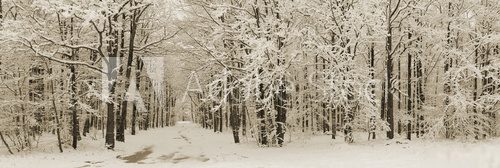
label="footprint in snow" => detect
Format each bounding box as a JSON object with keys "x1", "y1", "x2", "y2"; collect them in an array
[
  {"x1": 117, "y1": 146, "x2": 154, "y2": 164},
  {"x1": 157, "y1": 152, "x2": 210, "y2": 164}
]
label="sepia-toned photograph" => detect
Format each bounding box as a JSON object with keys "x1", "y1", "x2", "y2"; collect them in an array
[{"x1": 0, "y1": 0, "x2": 499, "y2": 167}]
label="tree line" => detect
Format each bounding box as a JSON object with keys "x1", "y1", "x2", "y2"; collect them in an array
[
  {"x1": 181, "y1": 0, "x2": 500, "y2": 146},
  {"x1": 0, "y1": 0, "x2": 178, "y2": 154}
]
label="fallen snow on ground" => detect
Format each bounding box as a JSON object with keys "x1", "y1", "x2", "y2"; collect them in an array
[{"x1": 1, "y1": 122, "x2": 500, "y2": 168}]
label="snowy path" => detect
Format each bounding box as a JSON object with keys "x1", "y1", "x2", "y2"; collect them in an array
[{"x1": 1, "y1": 122, "x2": 500, "y2": 168}]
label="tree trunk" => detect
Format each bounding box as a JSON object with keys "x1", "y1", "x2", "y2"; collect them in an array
[
  {"x1": 407, "y1": 32, "x2": 412, "y2": 140},
  {"x1": 70, "y1": 64, "x2": 78, "y2": 150},
  {"x1": 257, "y1": 71, "x2": 267, "y2": 146},
  {"x1": 386, "y1": 7, "x2": 395, "y2": 139},
  {"x1": 444, "y1": 2, "x2": 453, "y2": 139},
  {"x1": 0, "y1": 0, "x2": 3, "y2": 20},
  {"x1": 331, "y1": 106, "x2": 336, "y2": 139},
  {"x1": 117, "y1": 11, "x2": 132, "y2": 142},
  {"x1": 218, "y1": 104, "x2": 223, "y2": 132},
  {"x1": 83, "y1": 116, "x2": 90, "y2": 137},
  {"x1": 213, "y1": 100, "x2": 218, "y2": 133},
  {"x1": 131, "y1": 57, "x2": 142, "y2": 135},
  {"x1": 105, "y1": 100, "x2": 116, "y2": 149},
  {"x1": 398, "y1": 44, "x2": 402, "y2": 136},
  {"x1": 105, "y1": 15, "x2": 119, "y2": 149},
  {"x1": 0, "y1": 132, "x2": 13, "y2": 155},
  {"x1": 145, "y1": 82, "x2": 151, "y2": 130},
  {"x1": 417, "y1": 50, "x2": 425, "y2": 137},
  {"x1": 217, "y1": 81, "x2": 223, "y2": 132},
  {"x1": 369, "y1": 42, "x2": 376, "y2": 140},
  {"x1": 229, "y1": 77, "x2": 240, "y2": 143},
  {"x1": 241, "y1": 101, "x2": 247, "y2": 136},
  {"x1": 50, "y1": 84, "x2": 63, "y2": 153},
  {"x1": 275, "y1": 86, "x2": 287, "y2": 146},
  {"x1": 69, "y1": 34, "x2": 79, "y2": 150},
  {"x1": 156, "y1": 99, "x2": 160, "y2": 128}
]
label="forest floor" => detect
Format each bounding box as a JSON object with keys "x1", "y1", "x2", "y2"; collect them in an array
[{"x1": 1, "y1": 122, "x2": 500, "y2": 168}]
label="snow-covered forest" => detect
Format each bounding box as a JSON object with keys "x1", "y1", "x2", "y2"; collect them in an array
[{"x1": 0, "y1": 0, "x2": 500, "y2": 167}]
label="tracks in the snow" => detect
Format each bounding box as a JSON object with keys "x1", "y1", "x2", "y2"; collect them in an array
[
  {"x1": 117, "y1": 146, "x2": 154, "y2": 164},
  {"x1": 177, "y1": 129, "x2": 192, "y2": 144},
  {"x1": 158, "y1": 151, "x2": 210, "y2": 164},
  {"x1": 76, "y1": 161, "x2": 104, "y2": 168},
  {"x1": 115, "y1": 126, "x2": 209, "y2": 165}
]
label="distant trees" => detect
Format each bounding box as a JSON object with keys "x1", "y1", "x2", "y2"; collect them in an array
[
  {"x1": 182, "y1": 0, "x2": 500, "y2": 146},
  {"x1": 0, "y1": 0, "x2": 179, "y2": 153}
]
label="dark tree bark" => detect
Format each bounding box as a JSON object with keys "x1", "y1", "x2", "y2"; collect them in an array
[
  {"x1": 156, "y1": 99, "x2": 160, "y2": 128},
  {"x1": 131, "y1": 57, "x2": 143, "y2": 135},
  {"x1": 48, "y1": 74, "x2": 63, "y2": 153},
  {"x1": 105, "y1": 99, "x2": 116, "y2": 150},
  {"x1": 144, "y1": 81, "x2": 152, "y2": 130},
  {"x1": 213, "y1": 100, "x2": 219, "y2": 133},
  {"x1": 117, "y1": 10, "x2": 134, "y2": 142},
  {"x1": 406, "y1": 32, "x2": 413, "y2": 140},
  {"x1": 166, "y1": 88, "x2": 171, "y2": 127},
  {"x1": 105, "y1": 14, "x2": 120, "y2": 150},
  {"x1": 54, "y1": 14, "x2": 75, "y2": 148},
  {"x1": 381, "y1": 81, "x2": 386, "y2": 120},
  {"x1": 0, "y1": 0, "x2": 3, "y2": 20},
  {"x1": 331, "y1": 106, "x2": 337, "y2": 139},
  {"x1": 417, "y1": 49, "x2": 425, "y2": 137},
  {"x1": 369, "y1": 42, "x2": 376, "y2": 140},
  {"x1": 115, "y1": 63, "x2": 123, "y2": 139},
  {"x1": 161, "y1": 96, "x2": 165, "y2": 127},
  {"x1": 69, "y1": 17, "x2": 80, "y2": 149},
  {"x1": 0, "y1": 131, "x2": 13, "y2": 155},
  {"x1": 212, "y1": 80, "x2": 223, "y2": 133},
  {"x1": 322, "y1": 58, "x2": 328, "y2": 133},
  {"x1": 251, "y1": 4, "x2": 267, "y2": 146},
  {"x1": 274, "y1": 27, "x2": 287, "y2": 146},
  {"x1": 322, "y1": 102, "x2": 327, "y2": 133},
  {"x1": 241, "y1": 101, "x2": 247, "y2": 136},
  {"x1": 216, "y1": 80, "x2": 223, "y2": 132},
  {"x1": 385, "y1": 0, "x2": 403, "y2": 139},
  {"x1": 398, "y1": 43, "x2": 402, "y2": 136},
  {"x1": 83, "y1": 116, "x2": 90, "y2": 137},
  {"x1": 257, "y1": 69, "x2": 267, "y2": 146},
  {"x1": 218, "y1": 101, "x2": 223, "y2": 132},
  {"x1": 385, "y1": 29, "x2": 395, "y2": 139},
  {"x1": 229, "y1": 76, "x2": 240, "y2": 143},
  {"x1": 275, "y1": 83, "x2": 287, "y2": 146}
]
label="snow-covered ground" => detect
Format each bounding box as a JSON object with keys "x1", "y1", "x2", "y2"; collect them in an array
[{"x1": 1, "y1": 122, "x2": 499, "y2": 168}]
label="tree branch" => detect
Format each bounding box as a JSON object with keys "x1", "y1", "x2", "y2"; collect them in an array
[
  {"x1": 20, "y1": 38, "x2": 105, "y2": 74},
  {"x1": 135, "y1": 28, "x2": 182, "y2": 51}
]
